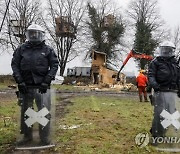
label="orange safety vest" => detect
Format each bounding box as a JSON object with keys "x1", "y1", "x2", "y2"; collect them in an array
[{"x1": 136, "y1": 73, "x2": 148, "y2": 87}]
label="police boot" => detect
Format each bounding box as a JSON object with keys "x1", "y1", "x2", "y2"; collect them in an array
[
  {"x1": 39, "y1": 139, "x2": 51, "y2": 146},
  {"x1": 16, "y1": 135, "x2": 33, "y2": 146},
  {"x1": 149, "y1": 128, "x2": 158, "y2": 146},
  {"x1": 144, "y1": 96, "x2": 149, "y2": 102}
]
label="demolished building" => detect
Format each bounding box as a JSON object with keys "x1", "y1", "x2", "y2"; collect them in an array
[
  {"x1": 66, "y1": 50, "x2": 126, "y2": 86},
  {"x1": 91, "y1": 50, "x2": 126, "y2": 85}
]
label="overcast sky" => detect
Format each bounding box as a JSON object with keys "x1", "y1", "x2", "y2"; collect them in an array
[{"x1": 1, "y1": 0, "x2": 180, "y2": 75}]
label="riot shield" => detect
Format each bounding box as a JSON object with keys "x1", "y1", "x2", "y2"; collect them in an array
[
  {"x1": 15, "y1": 88, "x2": 56, "y2": 150},
  {"x1": 151, "y1": 91, "x2": 180, "y2": 152}
]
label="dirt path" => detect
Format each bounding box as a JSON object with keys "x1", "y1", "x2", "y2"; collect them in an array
[{"x1": 55, "y1": 93, "x2": 75, "y2": 119}]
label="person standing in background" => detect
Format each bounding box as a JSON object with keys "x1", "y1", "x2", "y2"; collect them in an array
[{"x1": 136, "y1": 70, "x2": 149, "y2": 102}]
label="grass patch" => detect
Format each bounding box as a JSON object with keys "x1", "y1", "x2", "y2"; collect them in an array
[
  {"x1": 53, "y1": 84, "x2": 83, "y2": 91},
  {"x1": 0, "y1": 97, "x2": 18, "y2": 153},
  {"x1": 55, "y1": 95, "x2": 170, "y2": 154},
  {"x1": 0, "y1": 75, "x2": 15, "y2": 90},
  {"x1": 0, "y1": 83, "x2": 9, "y2": 90},
  {"x1": 0, "y1": 92, "x2": 174, "y2": 153}
]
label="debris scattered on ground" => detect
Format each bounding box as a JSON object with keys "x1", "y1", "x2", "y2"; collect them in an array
[
  {"x1": 52, "y1": 76, "x2": 64, "y2": 85},
  {"x1": 59, "y1": 123, "x2": 92, "y2": 130},
  {"x1": 102, "y1": 103, "x2": 116, "y2": 106},
  {"x1": 72, "y1": 83, "x2": 137, "y2": 92}
]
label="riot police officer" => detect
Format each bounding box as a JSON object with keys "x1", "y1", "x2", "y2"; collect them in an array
[
  {"x1": 11, "y1": 24, "x2": 59, "y2": 145},
  {"x1": 148, "y1": 41, "x2": 180, "y2": 144}
]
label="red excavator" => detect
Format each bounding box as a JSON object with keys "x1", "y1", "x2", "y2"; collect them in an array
[{"x1": 117, "y1": 49, "x2": 153, "y2": 81}]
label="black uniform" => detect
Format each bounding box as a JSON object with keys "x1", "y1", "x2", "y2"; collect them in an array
[
  {"x1": 148, "y1": 56, "x2": 179, "y2": 91},
  {"x1": 11, "y1": 41, "x2": 58, "y2": 85},
  {"x1": 11, "y1": 41, "x2": 58, "y2": 144},
  {"x1": 148, "y1": 56, "x2": 180, "y2": 138}
]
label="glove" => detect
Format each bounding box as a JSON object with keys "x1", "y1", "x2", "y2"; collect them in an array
[
  {"x1": 44, "y1": 76, "x2": 52, "y2": 84},
  {"x1": 177, "y1": 90, "x2": 180, "y2": 98},
  {"x1": 154, "y1": 87, "x2": 160, "y2": 92},
  {"x1": 39, "y1": 83, "x2": 49, "y2": 94},
  {"x1": 18, "y1": 82, "x2": 27, "y2": 94}
]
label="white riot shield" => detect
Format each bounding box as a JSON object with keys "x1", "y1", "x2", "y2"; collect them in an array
[
  {"x1": 152, "y1": 91, "x2": 180, "y2": 152},
  {"x1": 16, "y1": 88, "x2": 56, "y2": 150}
]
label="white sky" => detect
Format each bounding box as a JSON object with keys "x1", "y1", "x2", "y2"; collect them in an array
[{"x1": 1, "y1": 0, "x2": 180, "y2": 75}]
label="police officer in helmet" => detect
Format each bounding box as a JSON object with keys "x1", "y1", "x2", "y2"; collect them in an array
[
  {"x1": 11, "y1": 23, "x2": 59, "y2": 145},
  {"x1": 148, "y1": 41, "x2": 180, "y2": 144}
]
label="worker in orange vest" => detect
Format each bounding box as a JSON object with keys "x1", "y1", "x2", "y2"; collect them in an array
[{"x1": 136, "y1": 70, "x2": 149, "y2": 102}]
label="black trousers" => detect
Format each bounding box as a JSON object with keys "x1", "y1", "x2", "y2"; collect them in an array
[
  {"x1": 20, "y1": 88, "x2": 51, "y2": 142},
  {"x1": 151, "y1": 91, "x2": 176, "y2": 137}
]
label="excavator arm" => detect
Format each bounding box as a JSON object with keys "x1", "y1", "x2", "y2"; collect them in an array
[{"x1": 117, "y1": 50, "x2": 153, "y2": 81}]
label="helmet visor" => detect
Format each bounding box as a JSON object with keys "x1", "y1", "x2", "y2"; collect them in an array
[
  {"x1": 26, "y1": 30, "x2": 45, "y2": 42},
  {"x1": 159, "y1": 46, "x2": 175, "y2": 57}
]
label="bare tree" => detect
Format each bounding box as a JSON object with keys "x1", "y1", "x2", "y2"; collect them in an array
[
  {"x1": 171, "y1": 25, "x2": 180, "y2": 62},
  {"x1": 0, "y1": 0, "x2": 10, "y2": 33},
  {"x1": 42, "y1": 0, "x2": 86, "y2": 76},
  {"x1": 0, "y1": 0, "x2": 11, "y2": 55},
  {"x1": 172, "y1": 26, "x2": 180, "y2": 52},
  {"x1": 5, "y1": 0, "x2": 42, "y2": 51},
  {"x1": 127, "y1": 0, "x2": 165, "y2": 33}
]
